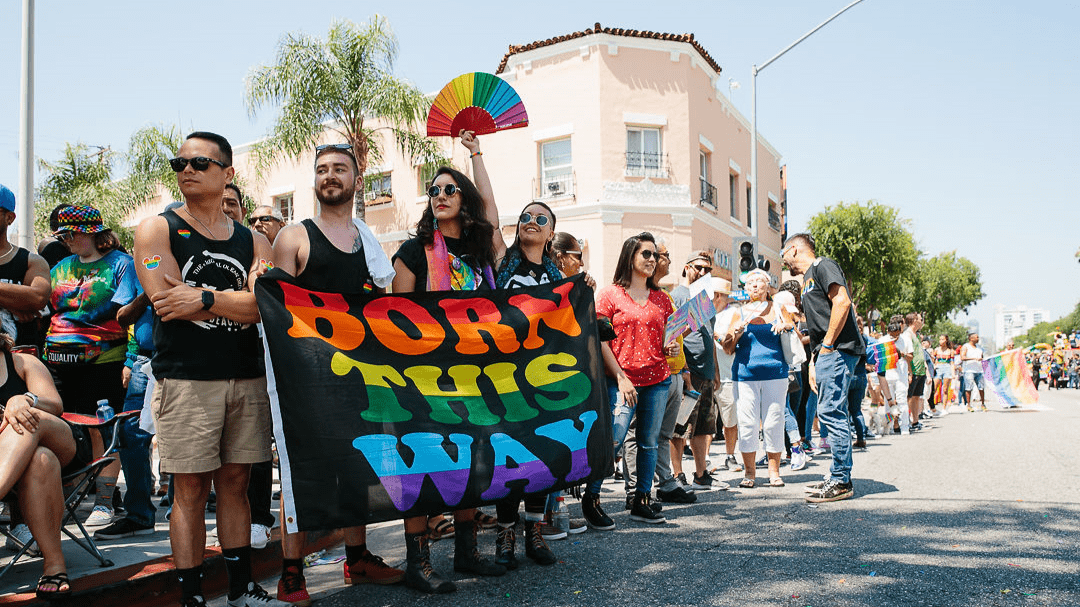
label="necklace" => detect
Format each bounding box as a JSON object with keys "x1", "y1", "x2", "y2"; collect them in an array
[
  {"x1": 185, "y1": 207, "x2": 228, "y2": 240},
  {"x1": 0, "y1": 242, "x2": 14, "y2": 260}
]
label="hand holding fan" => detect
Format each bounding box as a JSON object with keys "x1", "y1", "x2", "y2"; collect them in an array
[{"x1": 427, "y1": 72, "x2": 529, "y2": 137}]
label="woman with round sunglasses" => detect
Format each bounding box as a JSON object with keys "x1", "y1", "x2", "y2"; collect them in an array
[
  {"x1": 487, "y1": 202, "x2": 565, "y2": 570},
  {"x1": 721, "y1": 268, "x2": 792, "y2": 488},
  {"x1": 391, "y1": 130, "x2": 505, "y2": 593},
  {"x1": 593, "y1": 232, "x2": 676, "y2": 525}
]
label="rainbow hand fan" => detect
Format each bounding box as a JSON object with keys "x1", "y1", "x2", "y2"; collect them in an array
[{"x1": 426, "y1": 72, "x2": 529, "y2": 137}]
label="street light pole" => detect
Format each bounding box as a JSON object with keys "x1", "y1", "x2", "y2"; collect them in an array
[
  {"x1": 750, "y1": 0, "x2": 868, "y2": 241},
  {"x1": 17, "y1": 0, "x2": 35, "y2": 249}
]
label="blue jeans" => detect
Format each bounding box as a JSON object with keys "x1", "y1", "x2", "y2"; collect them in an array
[
  {"x1": 847, "y1": 374, "x2": 868, "y2": 441},
  {"x1": 785, "y1": 371, "x2": 801, "y2": 440},
  {"x1": 119, "y1": 356, "x2": 156, "y2": 526},
  {"x1": 588, "y1": 377, "x2": 671, "y2": 495},
  {"x1": 802, "y1": 389, "x2": 821, "y2": 441},
  {"x1": 815, "y1": 350, "x2": 857, "y2": 484}
]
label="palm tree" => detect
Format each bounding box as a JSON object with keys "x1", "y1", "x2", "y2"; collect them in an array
[{"x1": 245, "y1": 16, "x2": 442, "y2": 220}]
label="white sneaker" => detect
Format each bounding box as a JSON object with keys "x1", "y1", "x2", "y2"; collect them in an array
[
  {"x1": 250, "y1": 524, "x2": 271, "y2": 550},
  {"x1": 84, "y1": 505, "x2": 114, "y2": 528},
  {"x1": 226, "y1": 582, "x2": 291, "y2": 606},
  {"x1": 4, "y1": 523, "x2": 40, "y2": 556},
  {"x1": 790, "y1": 446, "x2": 808, "y2": 471}
]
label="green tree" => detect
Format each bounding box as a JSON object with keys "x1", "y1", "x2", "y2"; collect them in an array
[
  {"x1": 894, "y1": 251, "x2": 984, "y2": 328},
  {"x1": 924, "y1": 318, "x2": 970, "y2": 348},
  {"x1": 245, "y1": 16, "x2": 442, "y2": 221},
  {"x1": 806, "y1": 200, "x2": 919, "y2": 315},
  {"x1": 1013, "y1": 301, "x2": 1080, "y2": 349}
]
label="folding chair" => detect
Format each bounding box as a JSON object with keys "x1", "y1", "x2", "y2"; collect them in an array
[{"x1": 0, "y1": 410, "x2": 139, "y2": 581}]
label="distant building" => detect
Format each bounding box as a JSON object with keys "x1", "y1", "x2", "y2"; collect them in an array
[{"x1": 994, "y1": 305, "x2": 1049, "y2": 346}]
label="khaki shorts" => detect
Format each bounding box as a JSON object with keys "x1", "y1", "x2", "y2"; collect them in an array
[
  {"x1": 716, "y1": 380, "x2": 737, "y2": 428},
  {"x1": 152, "y1": 376, "x2": 273, "y2": 474}
]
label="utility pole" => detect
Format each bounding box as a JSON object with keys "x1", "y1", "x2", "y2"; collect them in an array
[{"x1": 17, "y1": 0, "x2": 35, "y2": 249}]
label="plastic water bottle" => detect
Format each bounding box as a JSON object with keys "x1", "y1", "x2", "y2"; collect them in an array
[
  {"x1": 95, "y1": 399, "x2": 115, "y2": 423},
  {"x1": 553, "y1": 493, "x2": 570, "y2": 535}
]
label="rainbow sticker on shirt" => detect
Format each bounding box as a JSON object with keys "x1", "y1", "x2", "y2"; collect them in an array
[
  {"x1": 142, "y1": 255, "x2": 161, "y2": 270},
  {"x1": 801, "y1": 278, "x2": 815, "y2": 297},
  {"x1": 260, "y1": 259, "x2": 274, "y2": 270},
  {"x1": 177, "y1": 229, "x2": 192, "y2": 238},
  {"x1": 448, "y1": 254, "x2": 480, "y2": 291}
]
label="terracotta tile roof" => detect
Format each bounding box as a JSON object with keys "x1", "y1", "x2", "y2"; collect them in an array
[{"x1": 495, "y1": 22, "x2": 722, "y2": 75}]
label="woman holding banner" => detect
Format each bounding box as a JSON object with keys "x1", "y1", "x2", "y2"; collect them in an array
[
  {"x1": 722, "y1": 268, "x2": 791, "y2": 488},
  {"x1": 391, "y1": 131, "x2": 506, "y2": 593},
  {"x1": 594, "y1": 232, "x2": 675, "y2": 525}
]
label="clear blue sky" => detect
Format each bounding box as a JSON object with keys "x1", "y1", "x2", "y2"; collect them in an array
[{"x1": 2, "y1": 0, "x2": 1077, "y2": 337}]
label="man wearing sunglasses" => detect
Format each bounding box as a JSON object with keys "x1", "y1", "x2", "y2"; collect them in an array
[
  {"x1": 247, "y1": 206, "x2": 285, "y2": 245},
  {"x1": 669, "y1": 251, "x2": 725, "y2": 492},
  {"x1": 268, "y1": 142, "x2": 399, "y2": 604},
  {"x1": 134, "y1": 132, "x2": 286, "y2": 607}
]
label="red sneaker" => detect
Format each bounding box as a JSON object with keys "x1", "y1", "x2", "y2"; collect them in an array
[
  {"x1": 343, "y1": 550, "x2": 406, "y2": 585},
  {"x1": 277, "y1": 565, "x2": 311, "y2": 607}
]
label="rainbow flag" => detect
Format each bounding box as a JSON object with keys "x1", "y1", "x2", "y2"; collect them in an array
[
  {"x1": 981, "y1": 349, "x2": 1039, "y2": 407},
  {"x1": 867, "y1": 339, "x2": 899, "y2": 372}
]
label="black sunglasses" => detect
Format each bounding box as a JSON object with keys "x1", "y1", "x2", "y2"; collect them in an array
[
  {"x1": 55, "y1": 231, "x2": 75, "y2": 242},
  {"x1": 247, "y1": 215, "x2": 280, "y2": 226},
  {"x1": 170, "y1": 156, "x2": 227, "y2": 172},
  {"x1": 639, "y1": 249, "x2": 659, "y2": 260},
  {"x1": 692, "y1": 264, "x2": 712, "y2": 272},
  {"x1": 427, "y1": 184, "x2": 459, "y2": 198},
  {"x1": 519, "y1": 212, "x2": 551, "y2": 227}
]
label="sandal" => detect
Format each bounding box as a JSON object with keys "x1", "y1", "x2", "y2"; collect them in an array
[
  {"x1": 769, "y1": 477, "x2": 785, "y2": 487},
  {"x1": 473, "y1": 510, "x2": 498, "y2": 530},
  {"x1": 739, "y1": 477, "x2": 756, "y2": 489},
  {"x1": 36, "y1": 572, "x2": 71, "y2": 599},
  {"x1": 427, "y1": 515, "x2": 455, "y2": 540}
]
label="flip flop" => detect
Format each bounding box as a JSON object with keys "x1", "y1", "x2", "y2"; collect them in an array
[
  {"x1": 473, "y1": 510, "x2": 498, "y2": 530},
  {"x1": 769, "y1": 477, "x2": 785, "y2": 487},
  {"x1": 36, "y1": 572, "x2": 71, "y2": 599},
  {"x1": 739, "y1": 477, "x2": 756, "y2": 489}
]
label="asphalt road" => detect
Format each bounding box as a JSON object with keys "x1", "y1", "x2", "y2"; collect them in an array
[{"x1": 264, "y1": 388, "x2": 1080, "y2": 607}]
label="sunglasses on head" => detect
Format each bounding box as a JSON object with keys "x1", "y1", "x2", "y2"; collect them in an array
[
  {"x1": 170, "y1": 156, "x2": 227, "y2": 172},
  {"x1": 247, "y1": 215, "x2": 280, "y2": 225},
  {"x1": 518, "y1": 212, "x2": 551, "y2": 227},
  {"x1": 316, "y1": 143, "x2": 352, "y2": 152},
  {"x1": 427, "y1": 184, "x2": 459, "y2": 198}
]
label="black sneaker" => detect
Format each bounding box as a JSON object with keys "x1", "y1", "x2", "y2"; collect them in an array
[
  {"x1": 624, "y1": 494, "x2": 662, "y2": 512},
  {"x1": 805, "y1": 480, "x2": 854, "y2": 503},
  {"x1": 675, "y1": 472, "x2": 690, "y2": 488},
  {"x1": 910, "y1": 422, "x2": 924, "y2": 431},
  {"x1": 581, "y1": 492, "x2": 615, "y2": 530},
  {"x1": 656, "y1": 486, "x2": 697, "y2": 504},
  {"x1": 94, "y1": 518, "x2": 155, "y2": 540},
  {"x1": 181, "y1": 596, "x2": 208, "y2": 607},
  {"x1": 691, "y1": 471, "x2": 717, "y2": 491},
  {"x1": 628, "y1": 493, "x2": 665, "y2": 524}
]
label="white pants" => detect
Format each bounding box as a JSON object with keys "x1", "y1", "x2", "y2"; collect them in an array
[
  {"x1": 734, "y1": 378, "x2": 787, "y2": 454},
  {"x1": 883, "y1": 377, "x2": 910, "y2": 432}
]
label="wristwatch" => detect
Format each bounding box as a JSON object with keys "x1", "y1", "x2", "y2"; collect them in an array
[
  {"x1": 201, "y1": 290, "x2": 215, "y2": 311},
  {"x1": 24, "y1": 392, "x2": 38, "y2": 409}
]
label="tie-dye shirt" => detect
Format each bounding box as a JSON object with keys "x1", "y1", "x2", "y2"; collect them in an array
[{"x1": 47, "y1": 249, "x2": 138, "y2": 363}]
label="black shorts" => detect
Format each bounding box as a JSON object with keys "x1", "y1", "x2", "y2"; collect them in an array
[
  {"x1": 60, "y1": 422, "x2": 94, "y2": 477},
  {"x1": 675, "y1": 376, "x2": 718, "y2": 438},
  {"x1": 908, "y1": 375, "x2": 927, "y2": 398}
]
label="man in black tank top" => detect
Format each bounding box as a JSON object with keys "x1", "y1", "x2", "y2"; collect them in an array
[
  {"x1": 133, "y1": 132, "x2": 287, "y2": 607},
  {"x1": 0, "y1": 185, "x2": 51, "y2": 349},
  {"x1": 268, "y1": 145, "x2": 400, "y2": 603}
]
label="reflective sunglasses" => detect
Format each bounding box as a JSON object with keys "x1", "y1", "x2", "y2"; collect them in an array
[
  {"x1": 169, "y1": 156, "x2": 227, "y2": 172},
  {"x1": 518, "y1": 212, "x2": 551, "y2": 227},
  {"x1": 247, "y1": 215, "x2": 280, "y2": 225},
  {"x1": 55, "y1": 231, "x2": 75, "y2": 242},
  {"x1": 427, "y1": 183, "x2": 459, "y2": 198},
  {"x1": 316, "y1": 143, "x2": 353, "y2": 152}
]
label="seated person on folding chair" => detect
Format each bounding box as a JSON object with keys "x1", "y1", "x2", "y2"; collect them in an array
[{"x1": 0, "y1": 331, "x2": 91, "y2": 599}]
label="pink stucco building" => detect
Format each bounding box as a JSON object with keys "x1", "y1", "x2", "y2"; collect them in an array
[{"x1": 148, "y1": 24, "x2": 787, "y2": 289}]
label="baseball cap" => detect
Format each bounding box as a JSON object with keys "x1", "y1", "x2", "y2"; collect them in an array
[
  {"x1": 54, "y1": 205, "x2": 107, "y2": 234},
  {"x1": 0, "y1": 185, "x2": 15, "y2": 212}
]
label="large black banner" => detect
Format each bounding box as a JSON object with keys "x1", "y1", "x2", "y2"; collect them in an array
[{"x1": 255, "y1": 272, "x2": 612, "y2": 532}]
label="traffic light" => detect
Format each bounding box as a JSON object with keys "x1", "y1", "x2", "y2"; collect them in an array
[{"x1": 733, "y1": 237, "x2": 770, "y2": 282}]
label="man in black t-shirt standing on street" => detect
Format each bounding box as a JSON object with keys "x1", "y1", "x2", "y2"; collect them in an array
[
  {"x1": 782, "y1": 233, "x2": 864, "y2": 503},
  {"x1": 134, "y1": 132, "x2": 287, "y2": 607}
]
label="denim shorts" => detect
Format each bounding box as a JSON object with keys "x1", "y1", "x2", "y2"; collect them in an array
[{"x1": 963, "y1": 371, "x2": 984, "y2": 390}]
